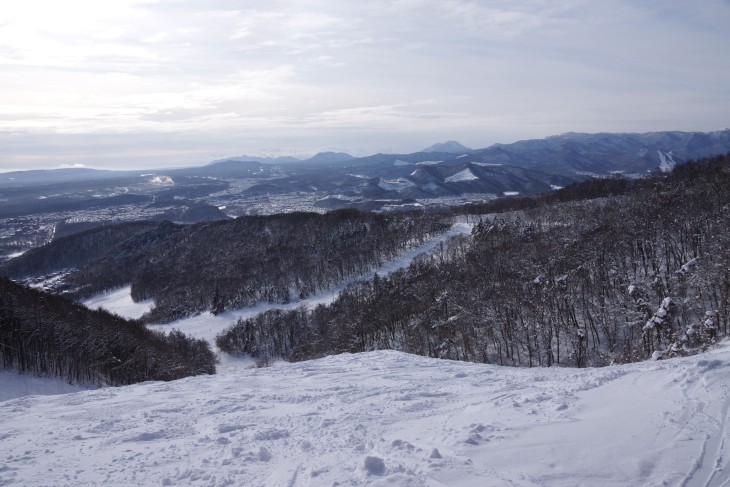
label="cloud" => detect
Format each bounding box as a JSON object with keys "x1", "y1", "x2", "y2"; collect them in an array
[{"x1": 0, "y1": 0, "x2": 728, "y2": 171}]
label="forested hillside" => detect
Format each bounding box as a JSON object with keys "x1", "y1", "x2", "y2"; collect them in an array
[
  {"x1": 217, "y1": 154, "x2": 730, "y2": 367},
  {"x1": 0, "y1": 278, "x2": 216, "y2": 385},
  {"x1": 2, "y1": 221, "x2": 182, "y2": 279},
  {"x1": 2, "y1": 210, "x2": 449, "y2": 323}
]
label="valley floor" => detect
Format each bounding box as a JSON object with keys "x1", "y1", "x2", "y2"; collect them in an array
[{"x1": 2, "y1": 344, "x2": 730, "y2": 486}]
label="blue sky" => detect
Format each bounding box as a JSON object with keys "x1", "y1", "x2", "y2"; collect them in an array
[{"x1": 0, "y1": 0, "x2": 728, "y2": 171}]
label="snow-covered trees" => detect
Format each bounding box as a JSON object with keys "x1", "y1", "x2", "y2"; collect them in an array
[
  {"x1": 2, "y1": 210, "x2": 449, "y2": 323},
  {"x1": 216, "y1": 153, "x2": 730, "y2": 367},
  {"x1": 0, "y1": 278, "x2": 216, "y2": 385}
]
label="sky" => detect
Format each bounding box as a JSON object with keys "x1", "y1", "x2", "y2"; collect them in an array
[{"x1": 0, "y1": 0, "x2": 728, "y2": 171}]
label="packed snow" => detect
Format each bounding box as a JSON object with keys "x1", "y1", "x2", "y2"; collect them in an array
[
  {"x1": 445, "y1": 169, "x2": 479, "y2": 183},
  {"x1": 3, "y1": 344, "x2": 730, "y2": 486}
]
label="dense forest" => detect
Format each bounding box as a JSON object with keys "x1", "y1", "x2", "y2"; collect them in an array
[
  {"x1": 1, "y1": 210, "x2": 449, "y2": 323},
  {"x1": 0, "y1": 278, "x2": 216, "y2": 385},
  {"x1": 2, "y1": 220, "x2": 180, "y2": 278},
  {"x1": 217, "y1": 154, "x2": 730, "y2": 367}
]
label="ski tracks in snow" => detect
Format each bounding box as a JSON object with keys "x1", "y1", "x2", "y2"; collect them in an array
[{"x1": 679, "y1": 355, "x2": 730, "y2": 487}]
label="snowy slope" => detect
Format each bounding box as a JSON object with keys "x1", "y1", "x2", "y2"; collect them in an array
[
  {"x1": 657, "y1": 150, "x2": 678, "y2": 172},
  {"x1": 2, "y1": 345, "x2": 730, "y2": 486},
  {"x1": 82, "y1": 285, "x2": 154, "y2": 319},
  {"x1": 445, "y1": 168, "x2": 479, "y2": 183},
  {"x1": 0, "y1": 370, "x2": 87, "y2": 402}
]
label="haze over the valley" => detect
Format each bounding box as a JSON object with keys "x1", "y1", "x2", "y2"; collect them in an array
[{"x1": 0, "y1": 0, "x2": 728, "y2": 171}]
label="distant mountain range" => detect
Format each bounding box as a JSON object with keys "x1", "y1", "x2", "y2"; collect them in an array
[
  {"x1": 2, "y1": 129, "x2": 730, "y2": 261},
  {"x1": 209, "y1": 151, "x2": 355, "y2": 166},
  {"x1": 221, "y1": 129, "x2": 730, "y2": 203},
  {"x1": 462, "y1": 130, "x2": 730, "y2": 176},
  {"x1": 2, "y1": 130, "x2": 730, "y2": 211}
]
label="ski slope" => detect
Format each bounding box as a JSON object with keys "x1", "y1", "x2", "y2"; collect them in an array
[
  {"x1": 82, "y1": 286, "x2": 155, "y2": 320},
  {"x1": 2, "y1": 345, "x2": 730, "y2": 486},
  {"x1": 89, "y1": 222, "x2": 474, "y2": 348}
]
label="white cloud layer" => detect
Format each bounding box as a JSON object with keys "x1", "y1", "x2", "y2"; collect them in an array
[{"x1": 0, "y1": 0, "x2": 728, "y2": 170}]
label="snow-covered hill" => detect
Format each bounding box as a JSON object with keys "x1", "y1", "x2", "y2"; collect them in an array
[{"x1": 2, "y1": 345, "x2": 730, "y2": 486}]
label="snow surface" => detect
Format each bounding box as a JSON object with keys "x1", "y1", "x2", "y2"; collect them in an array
[
  {"x1": 445, "y1": 169, "x2": 479, "y2": 183},
  {"x1": 0, "y1": 370, "x2": 87, "y2": 402},
  {"x1": 82, "y1": 286, "x2": 155, "y2": 320},
  {"x1": 503, "y1": 191, "x2": 520, "y2": 196},
  {"x1": 3, "y1": 344, "x2": 730, "y2": 486}
]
